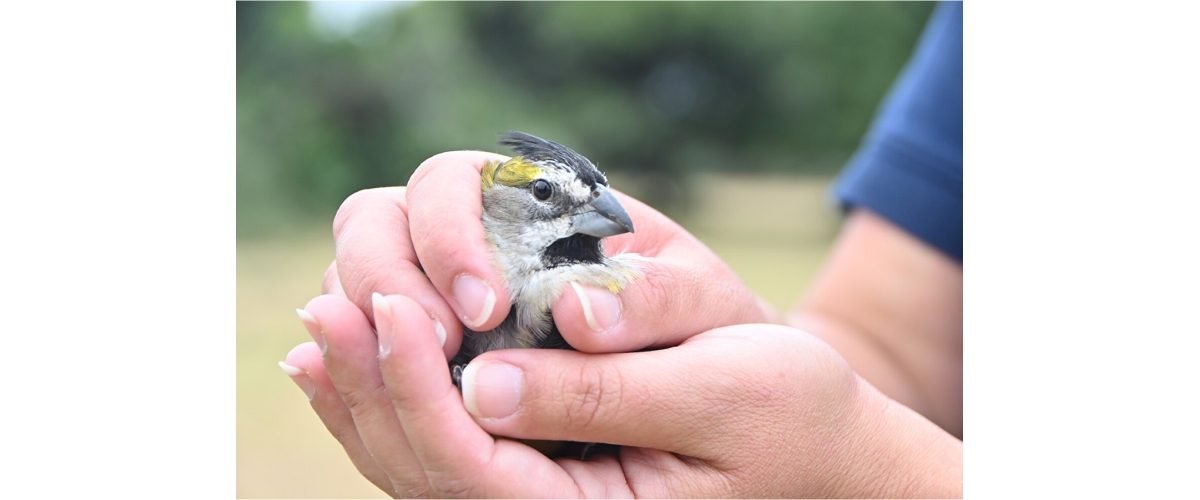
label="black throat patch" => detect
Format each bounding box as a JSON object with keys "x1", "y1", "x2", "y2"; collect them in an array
[{"x1": 541, "y1": 234, "x2": 605, "y2": 268}]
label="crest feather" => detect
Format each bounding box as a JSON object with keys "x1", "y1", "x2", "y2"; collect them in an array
[{"x1": 498, "y1": 131, "x2": 607, "y2": 188}]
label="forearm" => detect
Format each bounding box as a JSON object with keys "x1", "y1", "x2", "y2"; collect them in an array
[
  {"x1": 828, "y1": 375, "x2": 963, "y2": 499},
  {"x1": 792, "y1": 210, "x2": 963, "y2": 437},
  {"x1": 790, "y1": 309, "x2": 962, "y2": 438}
]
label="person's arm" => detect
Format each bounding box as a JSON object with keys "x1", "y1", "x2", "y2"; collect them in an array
[
  {"x1": 798, "y1": 2, "x2": 963, "y2": 437},
  {"x1": 791, "y1": 209, "x2": 962, "y2": 437}
]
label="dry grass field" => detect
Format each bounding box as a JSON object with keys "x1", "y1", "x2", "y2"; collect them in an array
[{"x1": 236, "y1": 174, "x2": 841, "y2": 498}]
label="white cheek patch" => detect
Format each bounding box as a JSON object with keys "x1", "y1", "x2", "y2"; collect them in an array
[
  {"x1": 521, "y1": 219, "x2": 572, "y2": 249},
  {"x1": 565, "y1": 178, "x2": 594, "y2": 205},
  {"x1": 539, "y1": 167, "x2": 595, "y2": 206}
]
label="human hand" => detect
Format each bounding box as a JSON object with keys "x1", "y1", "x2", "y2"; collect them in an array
[
  {"x1": 325, "y1": 151, "x2": 774, "y2": 357},
  {"x1": 283, "y1": 149, "x2": 813, "y2": 497},
  {"x1": 282, "y1": 292, "x2": 961, "y2": 498}
]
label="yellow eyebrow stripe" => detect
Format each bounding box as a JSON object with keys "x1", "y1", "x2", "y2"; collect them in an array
[
  {"x1": 481, "y1": 160, "x2": 499, "y2": 190},
  {"x1": 493, "y1": 157, "x2": 542, "y2": 187}
]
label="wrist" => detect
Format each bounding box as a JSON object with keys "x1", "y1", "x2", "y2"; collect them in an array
[{"x1": 829, "y1": 377, "x2": 963, "y2": 498}]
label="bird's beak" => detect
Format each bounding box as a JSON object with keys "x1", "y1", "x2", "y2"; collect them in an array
[{"x1": 571, "y1": 186, "x2": 635, "y2": 238}]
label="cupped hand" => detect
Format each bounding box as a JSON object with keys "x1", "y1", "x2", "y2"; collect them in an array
[
  {"x1": 282, "y1": 292, "x2": 961, "y2": 498},
  {"x1": 326, "y1": 151, "x2": 774, "y2": 355}
]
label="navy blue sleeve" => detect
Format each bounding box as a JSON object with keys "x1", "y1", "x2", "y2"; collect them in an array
[{"x1": 834, "y1": 1, "x2": 963, "y2": 262}]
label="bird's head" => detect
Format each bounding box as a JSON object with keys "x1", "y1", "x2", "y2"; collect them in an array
[{"x1": 481, "y1": 131, "x2": 635, "y2": 267}]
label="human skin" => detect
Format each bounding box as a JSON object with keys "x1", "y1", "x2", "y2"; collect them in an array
[
  {"x1": 796, "y1": 208, "x2": 963, "y2": 439},
  {"x1": 281, "y1": 151, "x2": 963, "y2": 497},
  {"x1": 322, "y1": 151, "x2": 773, "y2": 356}
]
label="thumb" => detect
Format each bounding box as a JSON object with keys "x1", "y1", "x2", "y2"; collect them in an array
[
  {"x1": 551, "y1": 257, "x2": 770, "y2": 353},
  {"x1": 459, "y1": 337, "x2": 745, "y2": 458}
]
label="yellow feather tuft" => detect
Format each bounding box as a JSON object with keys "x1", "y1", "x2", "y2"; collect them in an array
[
  {"x1": 604, "y1": 281, "x2": 623, "y2": 294},
  {"x1": 493, "y1": 157, "x2": 542, "y2": 187},
  {"x1": 481, "y1": 160, "x2": 500, "y2": 191}
]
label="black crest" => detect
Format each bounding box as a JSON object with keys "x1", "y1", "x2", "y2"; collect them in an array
[{"x1": 499, "y1": 131, "x2": 608, "y2": 188}]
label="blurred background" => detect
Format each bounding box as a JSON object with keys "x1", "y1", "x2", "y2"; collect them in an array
[{"x1": 237, "y1": 1, "x2": 934, "y2": 497}]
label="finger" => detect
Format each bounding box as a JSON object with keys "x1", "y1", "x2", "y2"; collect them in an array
[
  {"x1": 553, "y1": 195, "x2": 769, "y2": 353},
  {"x1": 332, "y1": 186, "x2": 462, "y2": 359},
  {"x1": 405, "y1": 151, "x2": 514, "y2": 332},
  {"x1": 374, "y1": 293, "x2": 580, "y2": 498},
  {"x1": 551, "y1": 258, "x2": 762, "y2": 353},
  {"x1": 460, "y1": 332, "x2": 769, "y2": 459},
  {"x1": 581, "y1": 447, "x2": 730, "y2": 498},
  {"x1": 321, "y1": 260, "x2": 344, "y2": 296},
  {"x1": 280, "y1": 342, "x2": 391, "y2": 493},
  {"x1": 550, "y1": 447, "x2": 729, "y2": 498},
  {"x1": 302, "y1": 294, "x2": 432, "y2": 498}
]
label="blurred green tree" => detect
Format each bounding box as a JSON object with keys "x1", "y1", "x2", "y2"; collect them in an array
[{"x1": 237, "y1": 1, "x2": 934, "y2": 238}]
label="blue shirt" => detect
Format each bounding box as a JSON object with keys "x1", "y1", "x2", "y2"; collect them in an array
[{"x1": 834, "y1": 2, "x2": 963, "y2": 262}]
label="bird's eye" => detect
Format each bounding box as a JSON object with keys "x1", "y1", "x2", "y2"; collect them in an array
[{"x1": 531, "y1": 179, "x2": 552, "y2": 201}]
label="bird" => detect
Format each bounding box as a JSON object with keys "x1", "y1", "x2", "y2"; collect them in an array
[{"x1": 450, "y1": 131, "x2": 644, "y2": 391}]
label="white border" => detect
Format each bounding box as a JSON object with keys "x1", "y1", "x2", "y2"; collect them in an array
[{"x1": 1, "y1": 3, "x2": 235, "y2": 498}]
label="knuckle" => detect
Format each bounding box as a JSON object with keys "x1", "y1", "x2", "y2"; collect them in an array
[
  {"x1": 410, "y1": 151, "x2": 469, "y2": 186},
  {"x1": 333, "y1": 187, "x2": 405, "y2": 239},
  {"x1": 332, "y1": 258, "x2": 377, "y2": 306},
  {"x1": 342, "y1": 257, "x2": 425, "y2": 307},
  {"x1": 339, "y1": 261, "x2": 382, "y2": 304},
  {"x1": 380, "y1": 377, "x2": 421, "y2": 412},
  {"x1": 562, "y1": 360, "x2": 623, "y2": 431},
  {"x1": 333, "y1": 188, "x2": 378, "y2": 239},
  {"x1": 338, "y1": 382, "x2": 385, "y2": 418}
]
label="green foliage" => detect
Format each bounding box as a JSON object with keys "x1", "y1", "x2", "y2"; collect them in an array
[{"x1": 237, "y1": 1, "x2": 934, "y2": 238}]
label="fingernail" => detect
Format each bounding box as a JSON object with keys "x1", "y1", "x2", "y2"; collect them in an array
[
  {"x1": 373, "y1": 293, "x2": 393, "y2": 358},
  {"x1": 295, "y1": 308, "x2": 325, "y2": 353},
  {"x1": 462, "y1": 361, "x2": 523, "y2": 419},
  {"x1": 570, "y1": 282, "x2": 621, "y2": 333},
  {"x1": 279, "y1": 361, "x2": 316, "y2": 400},
  {"x1": 453, "y1": 274, "x2": 495, "y2": 329},
  {"x1": 434, "y1": 318, "x2": 447, "y2": 347}
]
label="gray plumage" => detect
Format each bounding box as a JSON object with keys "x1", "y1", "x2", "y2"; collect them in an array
[{"x1": 451, "y1": 132, "x2": 644, "y2": 387}]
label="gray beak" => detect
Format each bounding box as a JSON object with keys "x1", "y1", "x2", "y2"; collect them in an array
[{"x1": 571, "y1": 186, "x2": 635, "y2": 238}]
